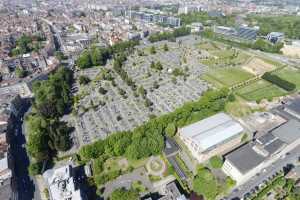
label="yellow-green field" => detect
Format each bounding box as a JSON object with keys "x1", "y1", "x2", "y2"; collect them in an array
[
  {"x1": 202, "y1": 67, "x2": 254, "y2": 87},
  {"x1": 236, "y1": 80, "x2": 288, "y2": 102}
]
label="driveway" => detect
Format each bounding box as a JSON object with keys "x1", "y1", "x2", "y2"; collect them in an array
[{"x1": 102, "y1": 167, "x2": 154, "y2": 199}]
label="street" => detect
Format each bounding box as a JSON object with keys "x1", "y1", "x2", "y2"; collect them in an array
[{"x1": 10, "y1": 104, "x2": 42, "y2": 200}]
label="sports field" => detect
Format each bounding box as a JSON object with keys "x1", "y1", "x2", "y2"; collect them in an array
[
  {"x1": 236, "y1": 80, "x2": 288, "y2": 102},
  {"x1": 273, "y1": 67, "x2": 300, "y2": 90},
  {"x1": 203, "y1": 67, "x2": 254, "y2": 87}
]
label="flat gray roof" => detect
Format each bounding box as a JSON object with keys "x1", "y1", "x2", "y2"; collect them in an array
[
  {"x1": 286, "y1": 98, "x2": 300, "y2": 115},
  {"x1": 271, "y1": 120, "x2": 300, "y2": 144},
  {"x1": 226, "y1": 143, "x2": 265, "y2": 174}
]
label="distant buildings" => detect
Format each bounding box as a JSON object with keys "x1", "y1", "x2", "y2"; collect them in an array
[
  {"x1": 214, "y1": 25, "x2": 259, "y2": 40},
  {"x1": 179, "y1": 113, "x2": 244, "y2": 163},
  {"x1": 189, "y1": 23, "x2": 204, "y2": 33},
  {"x1": 267, "y1": 32, "x2": 285, "y2": 44},
  {"x1": 126, "y1": 10, "x2": 181, "y2": 27},
  {"x1": 43, "y1": 165, "x2": 86, "y2": 200}
]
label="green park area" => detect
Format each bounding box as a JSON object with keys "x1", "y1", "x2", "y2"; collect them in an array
[
  {"x1": 273, "y1": 67, "x2": 300, "y2": 90},
  {"x1": 200, "y1": 47, "x2": 250, "y2": 68},
  {"x1": 193, "y1": 165, "x2": 236, "y2": 200},
  {"x1": 236, "y1": 80, "x2": 288, "y2": 102},
  {"x1": 202, "y1": 67, "x2": 254, "y2": 87}
]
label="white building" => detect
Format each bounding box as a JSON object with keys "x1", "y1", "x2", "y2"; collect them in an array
[
  {"x1": 179, "y1": 113, "x2": 244, "y2": 162},
  {"x1": 43, "y1": 165, "x2": 85, "y2": 200}
]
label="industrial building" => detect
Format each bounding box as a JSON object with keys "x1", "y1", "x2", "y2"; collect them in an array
[
  {"x1": 179, "y1": 113, "x2": 244, "y2": 163},
  {"x1": 214, "y1": 25, "x2": 259, "y2": 40},
  {"x1": 223, "y1": 119, "x2": 300, "y2": 184}
]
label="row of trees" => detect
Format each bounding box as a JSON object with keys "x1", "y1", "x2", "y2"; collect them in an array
[
  {"x1": 27, "y1": 67, "x2": 74, "y2": 174},
  {"x1": 148, "y1": 27, "x2": 191, "y2": 43},
  {"x1": 262, "y1": 72, "x2": 296, "y2": 91},
  {"x1": 179, "y1": 11, "x2": 236, "y2": 27},
  {"x1": 76, "y1": 40, "x2": 140, "y2": 69},
  {"x1": 246, "y1": 15, "x2": 300, "y2": 39}
]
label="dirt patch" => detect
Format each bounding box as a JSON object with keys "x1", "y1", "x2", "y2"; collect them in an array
[
  {"x1": 242, "y1": 58, "x2": 276, "y2": 76},
  {"x1": 282, "y1": 44, "x2": 300, "y2": 58}
]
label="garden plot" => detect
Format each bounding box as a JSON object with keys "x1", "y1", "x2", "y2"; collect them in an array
[
  {"x1": 236, "y1": 80, "x2": 288, "y2": 102},
  {"x1": 202, "y1": 67, "x2": 254, "y2": 87}
]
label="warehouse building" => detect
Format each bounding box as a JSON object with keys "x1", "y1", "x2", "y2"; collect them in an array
[
  {"x1": 179, "y1": 113, "x2": 244, "y2": 163},
  {"x1": 223, "y1": 119, "x2": 300, "y2": 185}
]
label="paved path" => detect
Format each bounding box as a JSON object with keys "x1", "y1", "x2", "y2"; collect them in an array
[{"x1": 103, "y1": 167, "x2": 153, "y2": 199}]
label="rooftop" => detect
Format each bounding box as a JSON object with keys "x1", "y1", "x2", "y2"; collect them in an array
[
  {"x1": 179, "y1": 113, "x2": 244, "y2": 151},
  {"x1": 226, "y1": 143, "x2": 265, "y2": 174},
  {"x1": 271, "y1": 119, "x2": 300, "y2": 144},
  {"x1": 285, "y1": 98, "x2": 300, "y2": 116}
]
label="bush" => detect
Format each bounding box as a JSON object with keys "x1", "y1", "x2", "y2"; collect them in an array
[
  {"x1": 165, "y1": 123, "x2": 177, "y2": 137},
  {"x1": 262, "y1": 72, "x2": 296, "y2": 91},
  {"x1": 209, "y1": 155, "x2": 223, "y2": 169},
  {"x1": 79, "y1": 75, "x2": 90, "y2": 85},
  {"x1": 28, "y1": 162, "x2": 42, "y2": 176}
]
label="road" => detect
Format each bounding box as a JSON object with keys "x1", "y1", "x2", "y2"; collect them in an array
[
  {"x1": 226, "y1": 145, "x2": 300, "y2": 200},
  {"x1": 10, "y1": 104, "x2": 42, "y2": 200}
]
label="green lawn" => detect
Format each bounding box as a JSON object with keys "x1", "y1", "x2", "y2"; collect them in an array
[
  {"x1": 198, "y1": 41, "x2": 220, "y2": 51},
  {"x1": 236, "y1": 80, "x2": 288, "y2": 102},
  {"x1": 225, "y1": 96, "x2": 262, "y2": 117},
  {"x1": 201, "y1": 49, "x2": 250, "y2": 68},
  {"x1": 273, "y1": 67, "x2": 300, "y2": 90},
  {"x1": 203, "y1": 67, "x2": 254, "y2": 87}
]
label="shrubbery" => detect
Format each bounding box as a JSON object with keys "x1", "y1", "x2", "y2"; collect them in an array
[{"x1": 262, "y1": 72, "x2": 296, "y2": 91}]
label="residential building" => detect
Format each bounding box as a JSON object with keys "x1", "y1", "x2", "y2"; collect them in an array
[
  {"x1": 179, "y1": 113, "x2": 244, "y2": 163},
  {"x1": 43, "y1": 165, "x2": 86, "y2": 200}
]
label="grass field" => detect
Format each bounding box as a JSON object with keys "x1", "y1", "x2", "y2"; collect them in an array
[
  {"x1": 202, "y1": 67, "x2": 254, "y2": 87},
  {"x1": 198, "y1": 41, "x2": 220, "y2": 51},
  {"x1": 236, "y1": 80, "x2": 288, "y2": 102},
  {"x1": 273, "y1": 67, "x2": 300, "y2": 90},
  {"x1": 225, "y1": 96, "x2": 262, "y2": 117}
]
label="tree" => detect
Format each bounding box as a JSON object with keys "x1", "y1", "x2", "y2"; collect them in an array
[
  {"x1": 76, "y1": 50, "x2": 92, "y2": 69},
  {"x1": 54, "y1": 51, "x2": 66, "y2": 61},
  {"x1": 15, "y1": 67, "x2": 27, "y2": 78},
  {"x1": 163, "y1": 43, "x2": 169, "y2": 51},
  {"x1": 110, "y1": 188, "x2": 139, "y2": 200},
  {"x1": 150, "y1": 46, "x2": 156, "y2": 54},
  {"x1": 79, "y1": 75, "x2": 90, "y2": 85},
  {"x1": 209, "y1": 156, "x2": 223, "y2": 169},
  {"x1": 193, "y1": 168, "x2": 219, "y2": 200},
  {"x1": 28, "y1": 162, "x2": 42, "y2": 176},
  {"x1": 138, "y1": 86, "x2": 146, "y2": 97},
  {"x1": 165, "y1": 123, "x2": 177, "y2": 137}
]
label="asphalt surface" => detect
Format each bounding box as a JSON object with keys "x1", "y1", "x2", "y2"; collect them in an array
[{"x1": 10, "y1": 105, "x2": 41, "y2": 200}]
